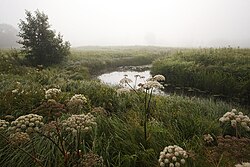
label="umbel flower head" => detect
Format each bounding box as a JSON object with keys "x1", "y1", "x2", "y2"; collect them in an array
[
  {"x1": 62, "y1": 113, "x2": 96, "y2": 135},
  {"x1": 0, "y1": 119, "x2": 9, "y2": 130},
  {"x1": 9, "y1": 132, "x2": 30, "y2": 145},
  {"x1": 143, "y1": 81, "x2": 164, "y2": 90},
  {"x1": 219, "y1": 109, "x2": 250, "y2": 131},
  {"x1": 9, "y1": 114, "x2": 44, "y2": 134},
  {"x1": 153, "y1": 74, "x2": 166, "y2": 82},
  {"x1": 119, "y1": 77, "x2": 133, "y2": 85},
  {"x1": 159, "y1": 145, "x2": 188, "y2": 167},
  {"x1": 69, "y1": 94, "x2": 87, "y2": 106},
  {"x1": 45, "y1": 88, "x2": 61, "y2": 100},
  {"x1": 147, "y1": 74, "x2": 165, "y2": 82}
]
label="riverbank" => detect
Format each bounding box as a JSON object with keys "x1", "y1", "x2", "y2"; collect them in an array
[{"x1": 151, "y1": 47, "x2": 250, "y2": 106}]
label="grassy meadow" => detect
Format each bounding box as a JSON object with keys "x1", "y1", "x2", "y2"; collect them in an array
[{"x1": 0, "y1": 47, "x2": 250, "y2": 167}]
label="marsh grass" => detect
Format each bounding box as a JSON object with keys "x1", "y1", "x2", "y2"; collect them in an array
[
  {"x1": 151, "y1": 47, "x2": 250, "y2": 104},
  {"x1": 70, "y1": 46, "x2": 174, "y2": 74},
  {"x1": 0, "y1": 47, "x2": 250, "y2": 166}
]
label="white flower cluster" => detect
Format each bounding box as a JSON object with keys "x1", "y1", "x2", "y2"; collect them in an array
[
  {"x1": 116, "y1": 87, "x2": 130, "y2": 95},
  {"x1": 0, "y1": 119, "x2": 9, "y2": 130},
  {"x1": 235, "y1": 162, "x2": 250, "y2": 167},
  {"x1": 69, "y1": 94, "x2": 87, "y2": 106},
  {"x1": 147, "y1": 74, "x2": 166, "y2": 82},
  {"x1": 62, "y1": 113, "x2": 96, "y2": 135},
  {"x1": 9, "y1": 132, "x2": 30, "y2": 145},
  {"x1": 142, "y1": 74, "x2": 165, "y2": 90},
  {"x1": 159, "y1": 145, "x2": 188, "y2": 167},
  {"x1": 219, "y1": 109, "x2": 250, "y2": 131},
  {"x1": 203, "y1": 134, "x2": 214, "y2": 144},
  {"x1": 9, "y1": 114, "x2": 44, "y2": 133},
  {"x1": 153, "y1": 74, "x2": 166, "y2": 82},
  {"x1": 143, "y1": 81, "x2": 164, "y2": 90},
  {"x1": 45, "y1": 88, "x2": 61, "y2": 99},
  {"x1": 119, "y1": 77, "x2": 133, "y2": 85}
]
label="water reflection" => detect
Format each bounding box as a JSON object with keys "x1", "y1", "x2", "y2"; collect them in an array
[
  {"x1": 98, "y1": 70, "x2": 151, "y2": 88},
  {"x1": 98, "y1": 70, "x2": 167, "y2": 95}
]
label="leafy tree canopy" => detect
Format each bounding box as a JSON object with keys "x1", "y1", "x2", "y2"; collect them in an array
[{"x1": 18, "y1": 10, "x2": 70, "y2": 66}]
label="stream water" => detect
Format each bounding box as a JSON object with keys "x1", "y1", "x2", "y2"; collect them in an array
[
  {"x1": 98, "y1": 69, "x2": 167, "y2": 95},
  {"x1": 98, "y1": 70, "x2": 150, "y2": 88},
  {"x1": 98, "y1": 67, "x2": 249, "y2": 107}
]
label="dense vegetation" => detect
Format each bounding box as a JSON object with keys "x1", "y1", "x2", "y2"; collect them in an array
[
  {"x1": 151, "y1": 48, "x2": 250, "y2": 105},
  {"x1": 0, "y1": 47, "x2": 249, "y2": 167}
]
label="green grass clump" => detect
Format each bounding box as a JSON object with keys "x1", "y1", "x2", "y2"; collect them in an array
[{"x1": 151, "y1": 47, "x2": 250, "y2": 103}]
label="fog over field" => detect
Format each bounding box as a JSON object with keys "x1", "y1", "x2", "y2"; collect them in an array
[{"x1": 1, "y1": 0, "x2": 250, "y2": 47}]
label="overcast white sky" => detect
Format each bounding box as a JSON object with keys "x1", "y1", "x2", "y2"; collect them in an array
[{"x1": 1, "y1": 0, "x2": 250, "y2": 47}]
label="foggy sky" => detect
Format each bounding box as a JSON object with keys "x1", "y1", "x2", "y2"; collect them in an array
[{"x1": 1, "y1": 0, "x2": 250, "y2": 47}]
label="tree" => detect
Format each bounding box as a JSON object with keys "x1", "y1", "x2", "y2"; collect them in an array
[{"x1": 18, "y1": 10, "x2": 70, "y2": 66}]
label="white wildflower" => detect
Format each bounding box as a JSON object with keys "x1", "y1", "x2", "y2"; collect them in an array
[
  {"x1": 153, "y1": 74, "x2": 165, "y2": 82},
  {"x1": 9, "y1": 114, "x2": 43, "y2": 134},
  {"x1": 62, "y1": 113, "x2": 96, "y2": 135},
  {"x1": 143, "y1": 81, "x2": 163, "y2": 90},
  {"x1": 219, "y1": 109, "x2": 250, "y2": 131},
  {"x1": 69, "y1": 94, "x2": 87, "y2": 105},
  {"x1": 45, "y1": 88, "x2": 61, "y2": 100},
  {"x1": 159, "y1": 145, "x2": 188, "y2": 167},
  {"x1": 119, "y1": 77, "x2": 133, "y2": 84}
]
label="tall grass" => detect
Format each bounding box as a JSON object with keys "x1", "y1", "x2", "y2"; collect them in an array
[
  {"x1": 151, "y1": 47, "x2": 250, "y2": 104},
  {"x1": 0, "y1": 47, "x2": 249, "y2": 166}
]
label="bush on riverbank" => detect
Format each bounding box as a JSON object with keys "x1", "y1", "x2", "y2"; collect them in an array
[{"x1": 151, "y1": 47, "x2": 250, "y2": 104}]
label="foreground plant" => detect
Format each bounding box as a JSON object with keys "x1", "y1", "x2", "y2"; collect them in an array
[
  {"x1": 158, "y1": 145, "x2": 188, "y2": 167},
  {"x1": 62, "y1": 113, "x2": 96, "y2": 135},
  {"x1": 219, "y1": 109, "x2": 250, "y2": 137},
  {"x1": 119, "y1": 74, "x2": 165, "y2": 142},
  {"x1": 0, "y1": 111, "x2": 98, "y2": 167},
  {"x1": 45, "y1": 88, "x2": 61, "y2": 100},
  {"x1": 9, "y1": 114, "x2": 44, "y2": 133},
  {"x1": 67, "y1": 94, "x2": 88, "y2": 113}
]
